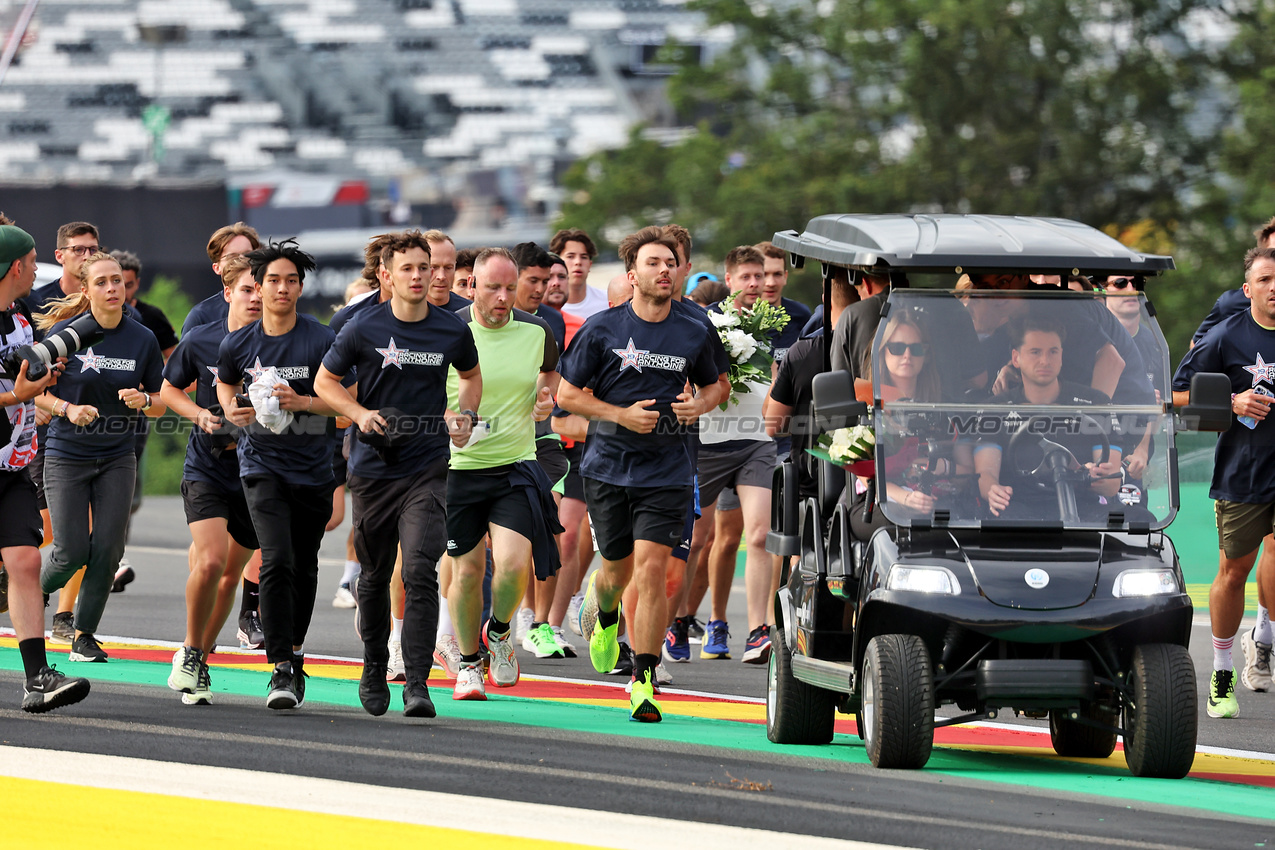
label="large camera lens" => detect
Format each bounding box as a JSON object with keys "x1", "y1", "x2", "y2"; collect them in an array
[{"x1": 19, "y1": 313, "x2": 104, "y2": 381}]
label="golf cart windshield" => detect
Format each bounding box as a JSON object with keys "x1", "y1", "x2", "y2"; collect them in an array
[{"x1": 861, "y1": 287, "x2": 1172, "y2": 531}]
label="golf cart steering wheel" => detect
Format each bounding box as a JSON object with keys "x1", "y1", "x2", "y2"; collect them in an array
[{"x1": 1005, "y1": 413, "x2": 1110, "y2": 490}]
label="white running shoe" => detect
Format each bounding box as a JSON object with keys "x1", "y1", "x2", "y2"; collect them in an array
[
  {"x1": 433, "y1": 634, "x2": 462, "y2": 678},
  {"x1": 514, "y1": 607, "x2": 534, "y2": 642},
  {"x1": 566, "y1": 592, "x2": 585, "y2": 636},
  {"x1": 386, "y1": 639, "x2": 406, "y2": 682},
  {"x1": 182, "y1": 663, "x2": 212, "y2": 706},
  {"x1": 453, "y1": 661, "x2": 487, "y2": 701},
  {"x1": 1241, "y1": 627, "x2": 1273, "y2": 692},
  {"x1": 168, "y1": 646, "x2": 203, "y2": 694},
  {"x1": 655, "y1": 660, "x2": 673, "y2": 686},
  {"x1": 483, "y1": 623, "x2": 520, "y2": 687},
  {"x1": 332, "y1": 583, "x2": 356, "y2": 609},
  {"x1": 551, "y1": 626, "x2": 577, "y2": 658}
]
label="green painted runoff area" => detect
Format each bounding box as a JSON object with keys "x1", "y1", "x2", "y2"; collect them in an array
[{"x1": 3, "y1": 649, "x2": 1271, "y2": 821}]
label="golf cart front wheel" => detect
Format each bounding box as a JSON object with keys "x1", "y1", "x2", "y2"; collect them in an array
[
  {"x1": 861, "y1": 633, "x2": 933, "y2": 769},
  {"x1": 1123, "y1": 643, "x2": 1197, "y2": 778}
]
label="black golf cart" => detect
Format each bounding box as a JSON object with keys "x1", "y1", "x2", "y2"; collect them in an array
[{"x1": 764, "y1": 214, "x2": 1232, "y2": 778}]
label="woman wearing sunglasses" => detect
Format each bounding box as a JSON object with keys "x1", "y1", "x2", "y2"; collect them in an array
[{"x1": 847, "y1": 313, "x2": 958, "y2": 539}]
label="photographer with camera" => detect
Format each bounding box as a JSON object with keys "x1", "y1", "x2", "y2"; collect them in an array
[
  {"x1": 0, "y1": 223, "x2": 92, "y2": 711},
  {"x1": 35, "y1": 251, "x2": 166, "y2": 664},
  {"x1": 159, "y1": 255, "x2": 262, "y2": 705}
]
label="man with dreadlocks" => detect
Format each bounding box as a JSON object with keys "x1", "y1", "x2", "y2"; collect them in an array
[{"x1": 216, "y1": 239, "x2": 338, "y2": 711}]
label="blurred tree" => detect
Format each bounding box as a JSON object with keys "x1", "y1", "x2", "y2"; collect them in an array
[
  {"x1": 140, "y1": 275, "x2": 192, "y2": 495},
  {"x1": 556, "y1": 0, "x2": 1233, "y2": 355}
]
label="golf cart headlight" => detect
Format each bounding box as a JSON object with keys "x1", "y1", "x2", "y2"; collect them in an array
[
  {"x1": 886, "y1": 564, "x2": 960, "y2": 595},
  {"x1": 1112, "y1": 569, "x2": 1177, "y2": 598}
]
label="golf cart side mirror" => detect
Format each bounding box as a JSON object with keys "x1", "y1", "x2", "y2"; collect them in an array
[
  {"x1": 812, "y1": 371, "x2": 868, "y2": 433},
  {"x1": 1177, "y1": 372, "x2": 1232, "y2": 433}
]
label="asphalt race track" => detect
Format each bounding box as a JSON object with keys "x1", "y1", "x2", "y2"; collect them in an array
[{"x1": 3, "y1": 495, "x2": 1274, "y2": 849}]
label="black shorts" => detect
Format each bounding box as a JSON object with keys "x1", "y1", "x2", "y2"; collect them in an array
[
  {"x1": 332, "y1": 437, "x2": 348, "y2": 486},
  {"x1": 445, "y1": 465, "x2": 536, "y2": 557},
  {"x1": 562, "y1": 442, "x2": 586, "y2": 502},
  {"x1": 181, "y1": 478, "x2": 260, "y2": 551},
  {"x1": 535, "y1": 437, "x2": 569, "y2": 491},
  {"x1": 583, "y1": 478, "x2": 693, "y2": 561},
  {"x1": 0, "y1": 468, "x2": 42, "y2": 549}
]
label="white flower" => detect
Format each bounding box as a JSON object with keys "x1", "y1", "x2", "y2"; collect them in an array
[
  {"x1": 709, "y1": 310, "x2": 738, "y2": 328},
  {"x1": 723, "y1": 328, "x2": 757, "y2": 362}
]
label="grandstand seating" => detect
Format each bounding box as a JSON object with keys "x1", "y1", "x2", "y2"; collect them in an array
[{"x1": 0, "y1": 0, "x2": 729, "y2": 209}]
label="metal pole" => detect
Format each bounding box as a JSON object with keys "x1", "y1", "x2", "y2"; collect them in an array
[{"x1": 0, "y1": 0, "x2": 42, "y2": 88}]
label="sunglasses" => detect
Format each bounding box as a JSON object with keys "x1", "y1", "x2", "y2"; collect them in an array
[
  {"x1": 884, "y1": 342, "x2": 928, "y2": 357},
  {"x1": 1106, "y1": 277, "x2": 1137, "y2": 290}
]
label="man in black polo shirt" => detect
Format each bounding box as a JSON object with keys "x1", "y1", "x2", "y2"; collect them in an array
[
  {"x1": 559, "y1": 226, "x2": 726, "y2": 722},
  {"x1": 316, "y1": 230, "x2": 480, "y2": 718},
  {"x1": 974, "y1": 314, "x2": 1123, "y2": 521}
]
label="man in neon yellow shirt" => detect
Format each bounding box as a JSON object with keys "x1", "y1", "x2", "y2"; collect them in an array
[{"x1": 444, "y1": 248, "x2": 561, "y2": 700}]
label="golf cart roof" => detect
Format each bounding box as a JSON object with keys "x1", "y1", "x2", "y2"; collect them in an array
[{"x1": 771, "y1": 214, "x2": 1174, "y2": 276}]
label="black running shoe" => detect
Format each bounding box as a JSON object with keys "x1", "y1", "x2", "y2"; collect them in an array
[
  {"x1": 110, "y1": 562, "x2": 135, "y2": 593},
  {"x1": 68, "y1": 633, "x2": 108, "y2": 663},
  {"x1": 359, "y1": 661, "x2": 390, "y2": 716},
  {"x1": 292, "y1": 656, "x2": 307, "y2": 707},
  {"x1": 237, "y1": 609, "x2": 264, "y2": 649},
  {"x1": 49, "y1": 611, "x2": 75, "y2": 645},
  {"x1": 22, "y1": 665, "x2": 90, "y2": 713},
  {"x1": 608, "y1": 642, "x2": 634, "y2": 676},
  {"x1": 403, "y1": 680, "x2": 436, "y2": 718},
  {"x1": 266, "y1": 663, "x2": 298, "y2": 710}
]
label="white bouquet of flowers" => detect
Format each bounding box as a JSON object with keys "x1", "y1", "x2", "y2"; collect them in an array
[
  {"x1": 824, "y1": 425, "x2": 876, "y2": 465},
  {"x1": 711, "y1": 291, "x2": 789, "y2": 408}
]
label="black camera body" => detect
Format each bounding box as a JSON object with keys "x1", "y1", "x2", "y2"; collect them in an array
[{"x1": 0, "y1": 312, "x2": 104, "y2": 382}]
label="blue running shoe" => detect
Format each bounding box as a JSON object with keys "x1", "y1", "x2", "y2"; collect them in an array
[
  {"x1": 699, "y1": 619, "x2": 730, "y2": 659},
  {"x1": 662, "y1": 617, "x2": 690, "y2": 663}
]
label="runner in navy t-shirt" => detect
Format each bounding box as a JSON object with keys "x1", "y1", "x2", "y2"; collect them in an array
[
  {"x1": 316, "y1": 231, "x2": 480, "y2": 718},
  {"x1": 181, "y1": 223, "x2": 261, "y2": 336},
  {"x1": 36, "y1": 252, "x2": 166, "y2": 664},
  {"x1": 1173, "y1": 245, "x2": 1275, "y2": 720},
  {"x1": 216, "y1": 240, "x2": 337, "y2": 711},
  {"x1": 559, "y1": 226, "x2": 726, "y2": 722},
  {"x1": 160, "y1": 254, "x2": 262, "y2": 705}
]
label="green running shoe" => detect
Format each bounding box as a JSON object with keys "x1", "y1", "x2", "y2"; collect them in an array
[
  {"x1": 629, "y1": 669, "x2": 662, "y2": 723},
  {"x1": 1207, "y1": 669, "x2": 1239, "y2": 718},
  {"x1": 588, "y1": 607, "x2": 621, "y2": 676}
]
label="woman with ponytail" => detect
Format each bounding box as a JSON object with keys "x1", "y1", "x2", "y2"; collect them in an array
[{"x1": 34, "y1": 252, "x2": 166, "y2": 662}]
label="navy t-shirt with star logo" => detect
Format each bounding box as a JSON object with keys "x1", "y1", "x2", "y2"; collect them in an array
[
  {"x1": 322, "y1": 299, "x2": 478, "y2": 480},
  {"x1": 45, "y1": 314, "x2": 165, "y2": 461},
  {"x1": 164, "y1": 317, "x2": 243, "y2": 492},
  {"x1": 217, "y1": 313, "x2": 336, "y2": 487},
  {"x1": 560, "y1": 302, "x2": 722, "y2": 488},
  {"x1": 1175, "y1": 309, "x2": 1275, "y2": 503}
]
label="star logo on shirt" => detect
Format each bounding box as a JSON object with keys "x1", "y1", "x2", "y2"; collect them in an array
[
  {"x1": 206, "y1": 365, "x2": 220, "y2": 381},
  {"x1": 76, "y1": 348, "x2": 103, "y2": 373},
  {"x1": 376, "y1": 338, "x2": 404, "y2": 369},
  {"x1": 1244, "y1": 352, "x2": 1275, "y2": 387},
  {"x1": 245, "y1": 357, "x2": 267, "y2": 382},
  {"x1": 612, "y1": 338, "x2": 648, "y2": 373}
]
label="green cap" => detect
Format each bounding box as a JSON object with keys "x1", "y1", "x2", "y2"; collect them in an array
[{"x1": 0, "y1": 225, "x2": 36, "y2": 279}]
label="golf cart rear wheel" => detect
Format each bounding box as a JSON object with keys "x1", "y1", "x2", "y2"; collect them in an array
[
  {"x1": 766, "y1": 626, "x2": 835, "y2": 744},
  {"x1": 1049, "y1": 705, "x2": 1117, "y2": 758},
  {"x1": 861, "y1": 634, "x2": 934, "y2": 769},
  {"x1": 1123, "y1": 643, "x2": 1197, "y2": 778}
]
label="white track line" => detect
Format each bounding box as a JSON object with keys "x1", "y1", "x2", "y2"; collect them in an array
[{"x1": 0, "y1": 746, "x2": 913, "y2": 850}]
